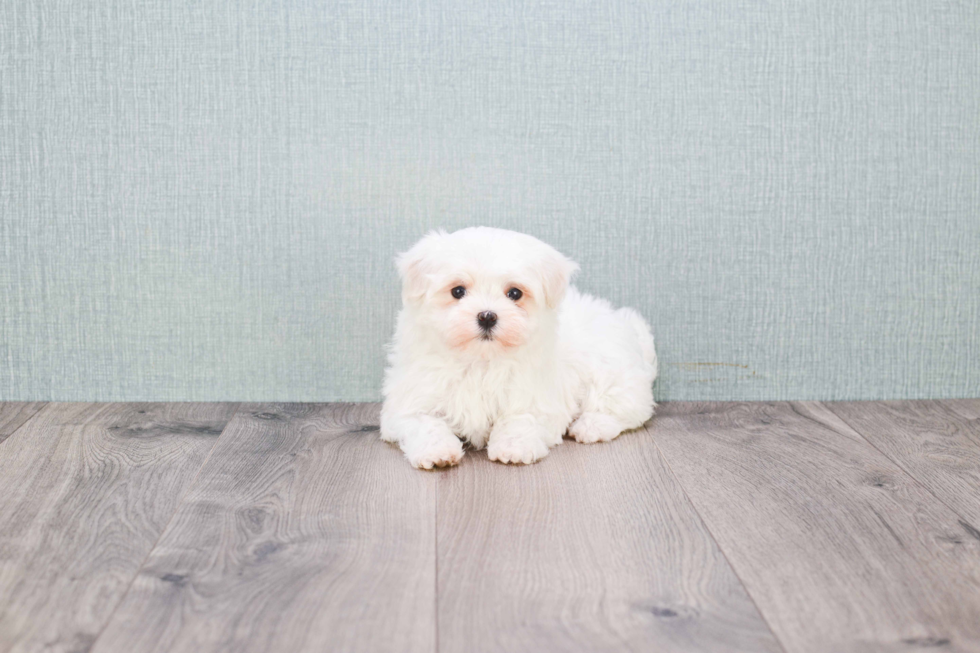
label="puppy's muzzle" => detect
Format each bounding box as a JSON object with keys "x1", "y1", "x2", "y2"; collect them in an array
[{"x1": 477, "y1": 311, "x2": 497, "y2": 334}]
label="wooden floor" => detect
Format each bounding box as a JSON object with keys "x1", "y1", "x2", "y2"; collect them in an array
[{"x1": 0, "y1": 401, "x2": 979, "y2": 653}]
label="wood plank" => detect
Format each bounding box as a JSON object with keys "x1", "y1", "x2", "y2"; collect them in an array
[
  {"x1": 944, "y1": 398, "x2": 980, "y2": 421},
  {"x1": 0, "y1": 402, "x2": 47, "y2": 445},
  {"x1": 825, "y1": 400, "x2": 980, "y2": 527},
  {"x1": 437, "y1": 430, "x2": 783, "y2": 652},
  {"x1": 0, "y1": 402, "x2": 238, "y2": 653},
  {"x1": 4, "y1": 402, "x2": 125, "y2": 430},
  {"x1": 651, "y1": 402, "x2": 980, "y2": 653},
  {"x1": 92, "y1": 403, "x2": 437, "y2": 653}
]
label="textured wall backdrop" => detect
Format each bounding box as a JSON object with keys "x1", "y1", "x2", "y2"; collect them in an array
[{"x1": 1, "y1": 0, "x2": 978, "y2": 402}]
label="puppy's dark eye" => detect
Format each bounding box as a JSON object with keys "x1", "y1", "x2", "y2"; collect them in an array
[
  {"x1": 506, "y1": 287, "x2": 523, "y2": 301},
  {"x1": 451, "y1": 286, "x2": 466, "y2": 299}
]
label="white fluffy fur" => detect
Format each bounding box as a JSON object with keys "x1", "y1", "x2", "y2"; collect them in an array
[{"x1": 381, "y1": 227, "x2": 658, "y2": 469}]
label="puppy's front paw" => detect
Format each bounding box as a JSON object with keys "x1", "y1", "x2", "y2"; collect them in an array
[
  {"x1": 568, "y1": 412, "x2": 624, "y2": 444},
  {"x1": 407, "y1": 439, "x2": 464, "y2": 469},
  {"x1": 487, "y1": 417, "x2": 551, "y2": 465},
  {"x1": 390, "y1": 415, "x2": 465, "y2": 469},
  {"x1": 406, "y1": 435, "x2": 464, "y2": 469},
  {"x1": 488, "y1": 438, "x2": 548, "y2": 465}
]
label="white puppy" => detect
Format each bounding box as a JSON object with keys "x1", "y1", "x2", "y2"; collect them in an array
[{"x1": 380, "y1": 227, "x2": 657, "y2": 469}]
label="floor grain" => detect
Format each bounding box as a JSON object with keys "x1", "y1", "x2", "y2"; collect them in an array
[
  {"x1": 651, "y1": 401, "x2": 980, "y2": 653},
  {"x1": 943, "y1": 399, "x2": 980, "y2": 421},
  {"x1": 0, "y1": 402, "x2": 46, "y2": 445},
  {"x1": 826, "y1": 400, "x2": 980, "y2": 527},
  {"x1": 92, "y1": 403, "x2": 437, "y2": 653},
  {"x1": 0, "y1": 403, "x2": 237, "y2": 653},
  {"x1": 437, "y1": 430, "x2": 783, "y2": 653}
]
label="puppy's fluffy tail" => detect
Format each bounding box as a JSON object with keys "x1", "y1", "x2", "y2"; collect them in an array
[{"x1": 618, "y1": 307, "x2": 658, "y2": 375}]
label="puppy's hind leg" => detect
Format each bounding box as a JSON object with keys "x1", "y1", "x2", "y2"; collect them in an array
[
  {"x1": 381, "y1": 413, "x2": 464, "y2": 469},
  {"x1": 569, "y1": 373, "x2": 655, "y2": 444},
  {"x1": 570, "y1": 308, "x2": 657, "y2": 445}
]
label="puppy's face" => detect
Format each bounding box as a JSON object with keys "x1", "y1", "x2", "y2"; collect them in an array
[{"x1": 396, "y1": 228, "x2": 578, "y2": 355}]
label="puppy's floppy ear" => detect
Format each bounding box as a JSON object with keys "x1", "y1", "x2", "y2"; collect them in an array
[
  {"x1": 539, "y1": 248, "x2": 579, "y2": 308},
  {"x1": 395, "y1": 231, "x2": 445, "y2": 304}
]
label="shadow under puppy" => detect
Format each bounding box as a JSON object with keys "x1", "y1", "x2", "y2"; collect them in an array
[{"x1": 381, "y1": 227, "x2": 657, "y2": 469}]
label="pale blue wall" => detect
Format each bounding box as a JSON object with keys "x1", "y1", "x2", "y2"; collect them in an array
[{"x1": 2, "y1": 0, "x2": 978, "y2": 402}]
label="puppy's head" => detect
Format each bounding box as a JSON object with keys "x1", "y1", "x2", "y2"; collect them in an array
[{"x1": 396, "y1": 227, "x2": 578, "y2": 353}]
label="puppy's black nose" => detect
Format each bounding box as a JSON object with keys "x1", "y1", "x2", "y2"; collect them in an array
[{"x1": 477, "y1": 311, "x2": 497, "y2": 331}]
